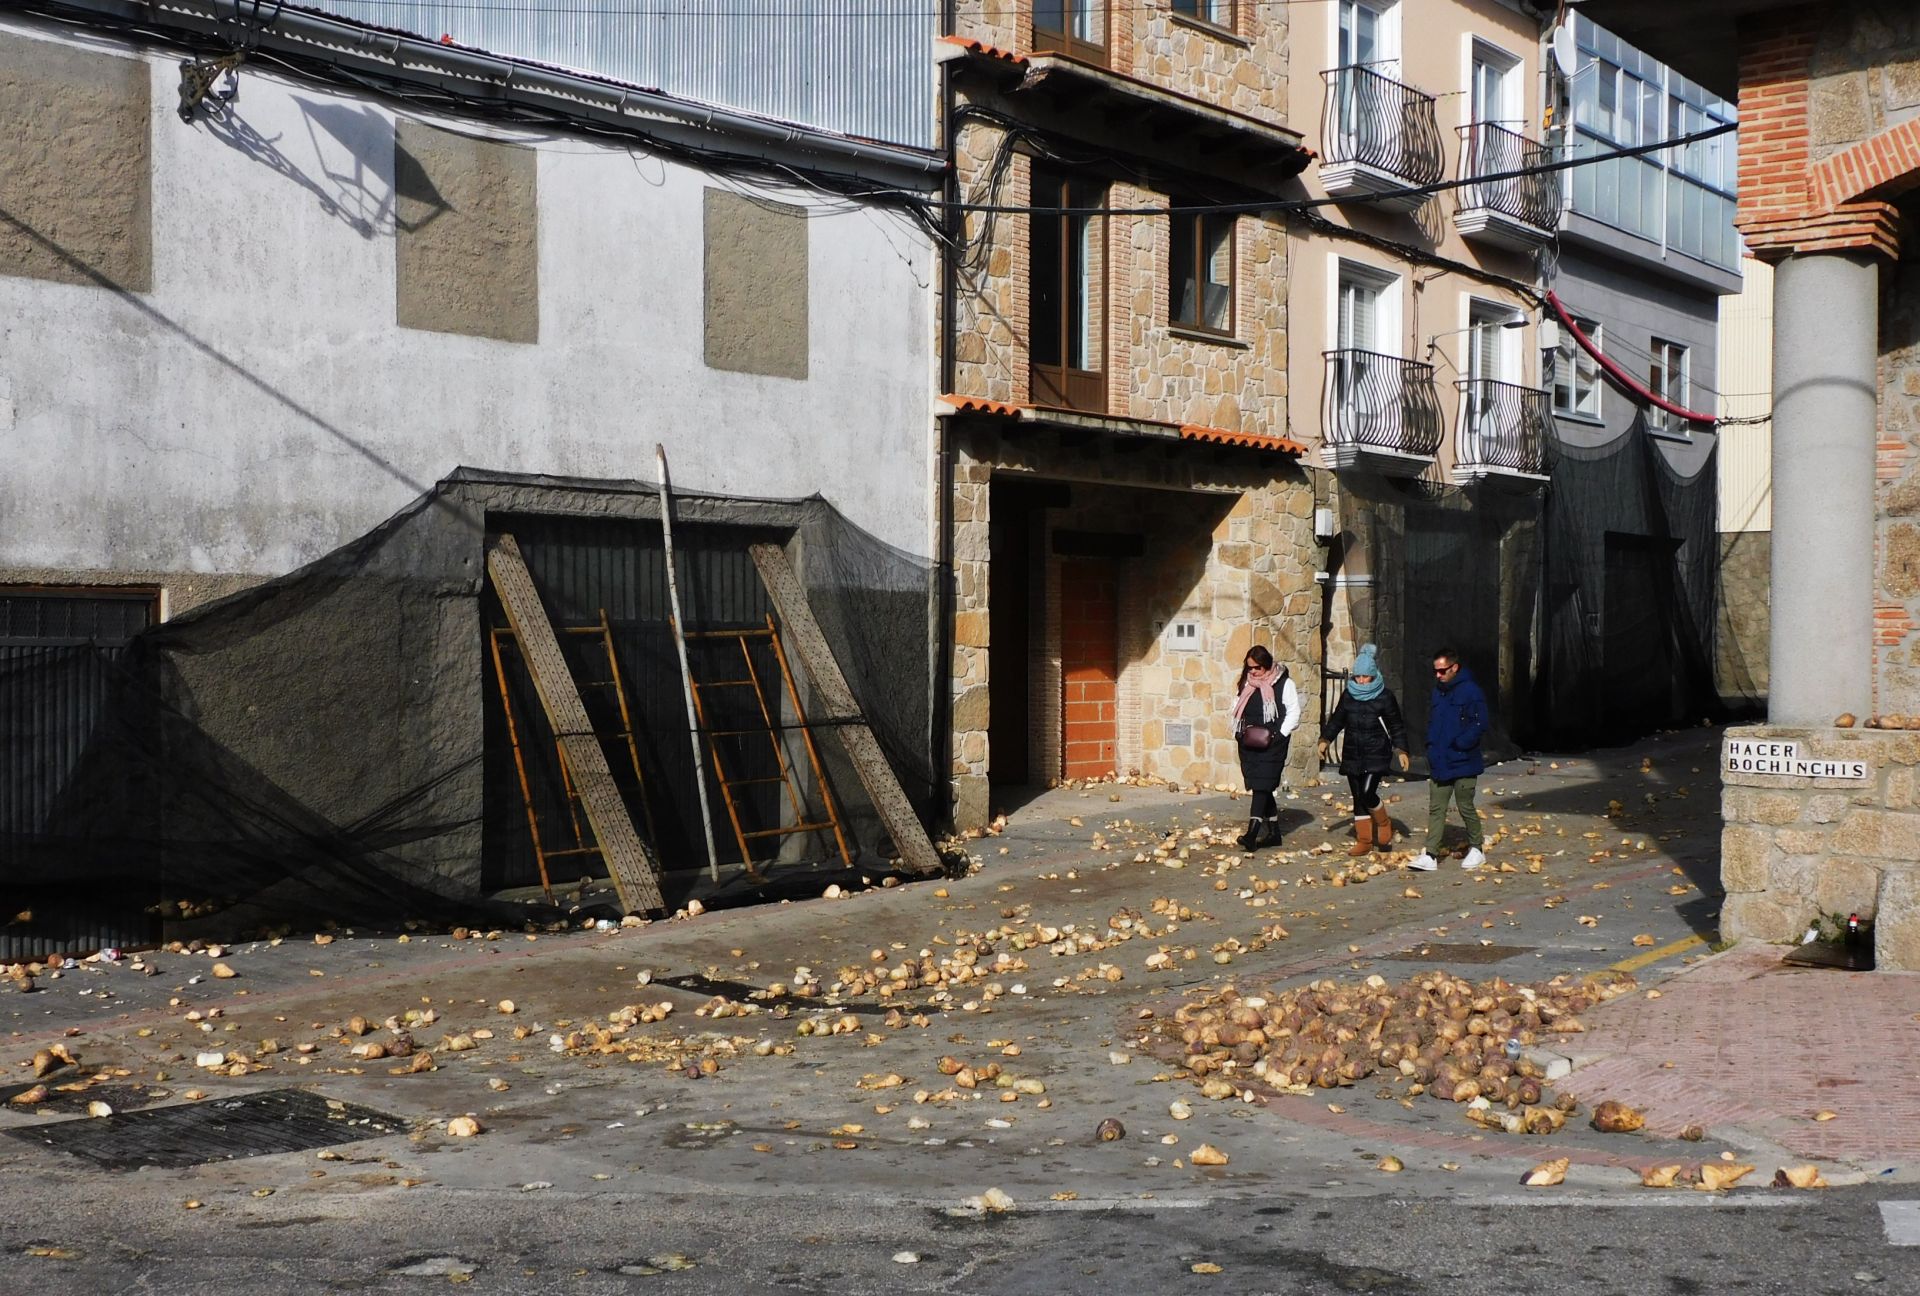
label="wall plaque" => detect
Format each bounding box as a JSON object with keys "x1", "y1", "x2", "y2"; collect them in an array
[{"x1": 1723, "y1": 738, "x2": 1869, "y2": 782}]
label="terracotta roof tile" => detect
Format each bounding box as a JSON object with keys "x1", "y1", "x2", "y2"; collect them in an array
[
  {"x1": 937, "y1": 35, "x2": 1028, "y2": 66},
  {"x1": 1179, "y1": 424, "x2": 1308, "y2": 455},
  {"x1": 938, "y1": 393, "x2": 1025, "y2": 417}
]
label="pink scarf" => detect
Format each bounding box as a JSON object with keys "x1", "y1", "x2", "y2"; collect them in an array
[{"x1": 1232, "y1": 666, "x2": 1280, "y2": 725}]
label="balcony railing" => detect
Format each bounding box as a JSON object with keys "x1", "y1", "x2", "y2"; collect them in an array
[
  {"x1": 1322, "y1": 350, "x2": 1445, "y2": 472},
  {"x1": 1319, "y1": 66, "x2": 1444, "y2": 191},
  {"x1": 1454, "y1": 378, "x2": 1552, "y2": 479},
  {"x1": 1455, "y1": 122, "x2": 1562, "y2": 236}
]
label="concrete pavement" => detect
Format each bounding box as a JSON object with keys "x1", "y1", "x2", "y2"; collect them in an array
[{"x1": 2, "y1": 724, "x2": 1919, "y2": 1291}]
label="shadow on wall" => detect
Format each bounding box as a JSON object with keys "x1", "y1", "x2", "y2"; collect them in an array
[
  {"x1": 0, "y1": 202, "x2": 461, "y2": 522},
  {"x1": 193, "y1": 95, "x2": 422, "y2": 240}
]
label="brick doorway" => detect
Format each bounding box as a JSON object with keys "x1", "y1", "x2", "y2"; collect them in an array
[{"x1": 1061, "y1": 558, "x2": 1119, "y2": 780}]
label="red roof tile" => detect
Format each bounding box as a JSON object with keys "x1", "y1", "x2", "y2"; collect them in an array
[
  {"x1": 1179, "y1": 425, "x2": 1308, "y2": 455},
  {"x1": 938, "y1": 393, "x2": 1024, "y2": 417},
  {"x1": 937, "y1": 35, "x2": 1028, "y2": 67}
]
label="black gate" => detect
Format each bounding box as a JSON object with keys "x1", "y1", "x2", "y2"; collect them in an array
[
  {"x1": 1401, "y1": 509, "x2": 1504, "y2": 763},
  {"x1": 1, "y1": 589, "x2": 158, "y2": 960},
  {"x1": 1602, "y1": 533, "x2": 1686, "y2": 741}
]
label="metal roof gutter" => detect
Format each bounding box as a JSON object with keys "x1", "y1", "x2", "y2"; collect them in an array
[{"x1": 21, "y1": 0, "x2": 946, "y2": 183}]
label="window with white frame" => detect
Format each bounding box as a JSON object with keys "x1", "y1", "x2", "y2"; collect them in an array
[
  {"x1": 1336, "y1": 0, "x2": 1397, "y2": 73},
  {"x1": 1466, "y1": 299, "x2": 1516, "y2": 385},
  {"x1": 1647, "y1": 337, "x2": 1689, "y2": 434},
  {"x1": 1336, "y1": 261, "x2": 1396, "y2": 355},
  {"x1": 1554, "y1": 317, "x2": 1604, "y2": 419},
  {"x1": 1331, "y1": 261, "x2": 1401, "y2": 432}
]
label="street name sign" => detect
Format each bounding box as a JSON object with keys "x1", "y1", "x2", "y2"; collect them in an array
[{"x1": 1723, "y1": 738, "x2": 1870, "y2": 782}]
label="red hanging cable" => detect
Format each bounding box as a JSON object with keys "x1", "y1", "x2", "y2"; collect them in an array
[{"x1": 1544, "y1": 290, "x2": 1717, "y2": 426}]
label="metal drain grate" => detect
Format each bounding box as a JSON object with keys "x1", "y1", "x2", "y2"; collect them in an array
[
  {"x1": 2, "y1": 1088, "x2": 406, "y2": 1170},
  {"x1": 1378, "y1": 942, "x2": 1536, "y2": 965}
]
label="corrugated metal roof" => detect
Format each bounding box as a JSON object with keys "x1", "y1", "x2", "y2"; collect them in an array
[{"x1": 305, "y1": 0, "x2": 935, "y2": 148}]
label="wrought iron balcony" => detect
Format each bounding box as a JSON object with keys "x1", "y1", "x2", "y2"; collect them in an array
[
  {"x1": 1453, "y1": 378, "x2": 1552, "y2": 483},
  {"x1": 1318, "y1": 67, "x2": 1444, "y2": 211},
  {"x1": 1453, "y1": 122, "x2": 1562, "y2": 250},
  {"x1": 1321, "y1": 350, "x2": 1445, "y2": 476}
]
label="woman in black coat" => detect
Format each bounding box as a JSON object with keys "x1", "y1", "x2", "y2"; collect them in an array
[
  {"x1": 1229, "y1": 644, "x2": 1300, "y2": 852},
  {"x1": 1317, "y1": 642, "x2": 1409, "y2": 857}
]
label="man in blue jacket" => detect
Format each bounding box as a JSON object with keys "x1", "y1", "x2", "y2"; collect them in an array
[{"x1": 1411, "y1": 647, "x2": 1488, "y2": 872}]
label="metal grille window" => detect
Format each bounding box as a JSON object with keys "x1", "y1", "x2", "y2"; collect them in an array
[
  {"x1": 1169, "y1": 204, "x2": 1234, "y2": 336},
  {"x1": 1648, "y1": 338, "x2": 1690, "y2": 436},
  {"x1": 1554, "y1": 317, "x2": 1604, "y2": 420},
  {"x1": 0, "y1": 589, "x2": 156, "y2": 646}
]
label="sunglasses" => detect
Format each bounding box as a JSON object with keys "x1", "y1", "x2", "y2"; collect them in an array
[{"x1": 1434, "y1": 663, "x2": 1457, "y2": 675}]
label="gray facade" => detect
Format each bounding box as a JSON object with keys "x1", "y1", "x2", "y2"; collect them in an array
[
  {"x1": 1524, "y1": 15, "x2": 1746, "y2": 745},
  {"x1": 1548, "y1": 238, "x2": 1731, "y2": 477}
]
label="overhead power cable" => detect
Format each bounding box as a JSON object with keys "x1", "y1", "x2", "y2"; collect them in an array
[
  {"x1": 257, "y1": 0, "x2": 1348, "y2": 16},
  {"x1": 1544, "y1": 290, "x2": 1771, "y2": 429},
  {"x1": 936, "y1": 122, "x2": 1737, "y2": 218}
]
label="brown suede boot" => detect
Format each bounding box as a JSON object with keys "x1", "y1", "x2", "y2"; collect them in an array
[
  {"x1": 1348, "y1": 815, "x2": 1373, "y2": 857},
  {"x1": 1370, "y1": 806, "x2": 1393, "y2": 852}
]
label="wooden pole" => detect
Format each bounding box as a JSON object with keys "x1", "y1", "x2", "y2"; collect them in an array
[{"x1": 658, "y1": 445, "x2": 722, "y2": 884}]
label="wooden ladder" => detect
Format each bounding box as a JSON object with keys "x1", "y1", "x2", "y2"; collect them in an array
[
  {"x1": 487, "y1": 611, "x2": 661, "y2": 903},
  {"x1": 682, "y1": 613, "x2": 853, "y2": 878},
  {"x1": 485, "y1": 529, "x2": 664, "y2": 914}
]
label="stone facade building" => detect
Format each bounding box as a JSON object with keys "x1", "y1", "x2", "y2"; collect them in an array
[
  {"x1": 937, "y1": 2, "x2": 1321, "y2": 830},
  {"x1": 1587, "y1": 0, "x2": 1920, "y2": 969}
]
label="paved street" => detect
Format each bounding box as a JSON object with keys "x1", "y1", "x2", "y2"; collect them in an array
[{"x1": 4, "y1": 726, "x2": 1918, "y2": 1292}]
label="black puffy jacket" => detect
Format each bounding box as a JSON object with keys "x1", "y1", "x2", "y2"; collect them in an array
[{"x1": 1321, "y1": 688, "x2": 1408, "y2": 775}]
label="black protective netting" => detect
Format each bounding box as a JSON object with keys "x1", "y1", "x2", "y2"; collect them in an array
[
  {"x1": 1, "y1": 471, "x2": 938, "y2": 958},
  {"x1": 1333, "y1": 419, "x2": 1729, "y2": 763},
  {"x1": 1532, "y1": 425, "x2": 1728, "y2": 748},
  {"x1": 1332, "y1": 476, "x2": 1541, "y2": 766}
]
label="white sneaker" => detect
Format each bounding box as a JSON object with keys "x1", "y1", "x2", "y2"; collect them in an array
[
  {"x1": 1408, "y1": 852, "x2": 1438, "y2": 872},
  {"x1": 1461, "y1": 847, "x2": 1487, "y2": 871}
]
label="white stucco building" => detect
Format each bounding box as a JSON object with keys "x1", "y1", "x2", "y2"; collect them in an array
[{"x1": 0, "y1": 5, "x2": 942, "y2": 610}]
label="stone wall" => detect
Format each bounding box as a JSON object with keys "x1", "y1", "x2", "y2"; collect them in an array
[
  {"x1": 947, "y1": 425, "x2": 1320, "y2": 828},
  {"x1": 1716, "y1": 529, "x2": 1771, "y2": 707},
  {"x1": 1806, "y1": 9, "x2": 1920, "y2": 163},
  {"x1": 1722, "y1": 724, "x2": 1920, "y2": 971},
  {"x1": 955, "y1": 0, "x2": 1288, "y2": 121},
  {"x1": 1117, "y1": 1, "x2": 1288, "y2": 125},
  {"x1": 1878, "y1": 256, "x2": 1920, "y2": 718},
  {"x1": 948, "y1": 126, "x2": 1292, "y2": 436},
  {"x1": 1801, "y1": 5, "x2": 1920, "y2": 720}
]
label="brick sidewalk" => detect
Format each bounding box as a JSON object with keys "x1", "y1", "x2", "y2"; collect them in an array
[{"x1": 1559, "y1": 945, "x2": 1920, "y2": 1167}]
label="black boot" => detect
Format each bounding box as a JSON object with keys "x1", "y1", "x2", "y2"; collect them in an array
[
  {"x1": 1258, "y1": 817, "x2": 1283, "y2": 848},
  {"x1": 1237, "y1": 818, "x2": 1262, "y2": 851}
]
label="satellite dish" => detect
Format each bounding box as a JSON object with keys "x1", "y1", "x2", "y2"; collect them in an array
[{"x1": 1551, "y1": 24, "x2": 1578, "y2": 76}]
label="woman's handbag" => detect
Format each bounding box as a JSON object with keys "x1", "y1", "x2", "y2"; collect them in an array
[{"x1": 1238, "y1": 724, "x2": 1274, "y2": 752}]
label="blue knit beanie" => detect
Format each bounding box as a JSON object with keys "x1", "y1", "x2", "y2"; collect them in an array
[{"x1": 1347, "y1": 642, "x2": 1385, "y2": 701}]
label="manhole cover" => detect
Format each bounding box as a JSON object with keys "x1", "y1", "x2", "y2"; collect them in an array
[
  {"x1": 0, "y1": 1082, "x2": 169, "y2": 1116},
  {"x1": 2, "y1": 1088, "x2": 406, "y2": 1170},
  {"x1": 1378, "y1": 943, "x2": 1535, "y2": 965}
]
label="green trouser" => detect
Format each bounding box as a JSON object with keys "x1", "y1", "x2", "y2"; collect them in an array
[{"x1": 1427, "y1": 776, "x2": 1482, "y2": 851}]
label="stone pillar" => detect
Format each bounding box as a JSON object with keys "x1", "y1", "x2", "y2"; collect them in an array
[{"x1": 1769, "y1": 252, "x2": 1878, "y2": 726}]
